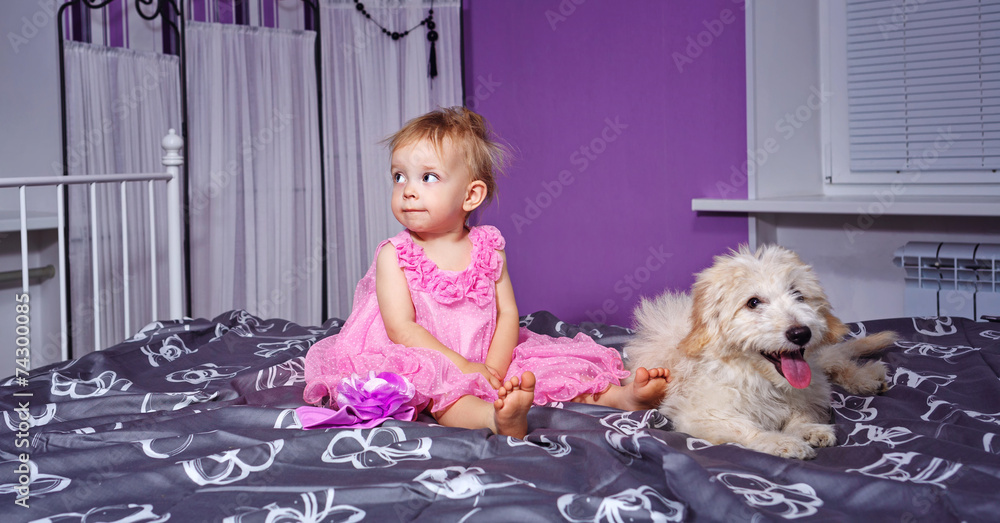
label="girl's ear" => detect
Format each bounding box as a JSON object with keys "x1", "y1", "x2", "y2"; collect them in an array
[{"x1": 463, "y1": 180, "x2": 488, "y2": 212}]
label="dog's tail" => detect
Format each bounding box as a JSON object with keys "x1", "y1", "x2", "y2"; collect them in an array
[
  {"x1": 624, "y1": 292, "x2": 692, "y2": 372},
  {"x1": 815, "y1": 330, "x2": 898, "y2": 395},
  {"x1": 834, "y1": 330, "x2": 899, "y2": 358}
]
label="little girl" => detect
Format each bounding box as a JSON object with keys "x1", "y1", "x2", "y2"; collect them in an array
[{"x1": 303, "y1": 107, "x2": 668, "y2": 438}]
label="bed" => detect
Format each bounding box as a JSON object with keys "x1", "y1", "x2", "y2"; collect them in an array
[
  {"x1": 2, "y1": 308, "x2": 1000, "y2": 521},
  {"x1": 4, "y1": 133, "x2": 1000, "y2": 522}
]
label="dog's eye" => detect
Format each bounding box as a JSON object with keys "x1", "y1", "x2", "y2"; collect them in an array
[
  {"x1": 791, "y1": 289, "x2": 806, "y2": 302},
  {"x1": 747, "y1": 297, "x2": 761, "y2": 309}
]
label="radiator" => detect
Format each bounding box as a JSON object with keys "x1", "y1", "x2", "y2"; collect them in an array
[{"x1": 894, "y1": 242, "x2": 1000, "y2": 321}]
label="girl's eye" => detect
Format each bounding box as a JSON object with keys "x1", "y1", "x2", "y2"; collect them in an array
[
  {"x1": 422, "y1": 173, "x2": 440, "y2": 183},
  {"x1": 392, "y1": 173, "x2": 404, "y2": 183}
]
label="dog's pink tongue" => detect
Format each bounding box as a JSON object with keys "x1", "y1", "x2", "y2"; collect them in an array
[{"x1": 781, "y1": 351, "x2": 811, "y2": 389}]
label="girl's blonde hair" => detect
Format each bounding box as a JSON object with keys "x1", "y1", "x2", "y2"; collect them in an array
[{"x1": 386, "y1": 107, "x2": 508, "y2": 204}]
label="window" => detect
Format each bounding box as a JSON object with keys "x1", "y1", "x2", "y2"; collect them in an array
[{"x1": 827, "y1": 0, "x2": 1000, "y2": 185}]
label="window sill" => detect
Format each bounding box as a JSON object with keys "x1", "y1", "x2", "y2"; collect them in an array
[
  {"x1": 692, "y1": 195, "x2": 1000, "y2": 217},
  {"x1": 0, "y1": 210, "x2": 58, "y2": 233}
]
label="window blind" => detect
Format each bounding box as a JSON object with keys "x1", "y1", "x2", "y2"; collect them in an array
[{"x1": 846, "y1": 0, "x2": 1000, "y2": 172}]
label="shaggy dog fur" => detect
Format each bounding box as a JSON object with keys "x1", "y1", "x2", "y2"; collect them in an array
[{"x1": 625, "y1": 245, "x2": 897, "y2": 459}]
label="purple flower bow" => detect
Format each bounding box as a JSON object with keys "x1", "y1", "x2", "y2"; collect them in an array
[{"x1": 296, "y1": 372, "x2": 416, "y2": 430}]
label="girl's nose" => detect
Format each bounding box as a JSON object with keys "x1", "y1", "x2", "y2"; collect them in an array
[{"x1": 403, "y1": 182, "x2": 417, "y2": 198}]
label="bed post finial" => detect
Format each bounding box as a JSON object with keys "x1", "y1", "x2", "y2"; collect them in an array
[
  {"x1": 162, "y1": 128, "x2": 184, "y2": 165},
  {"x1": 162, "y1": 129, "x2": 185, "y2": 320}
]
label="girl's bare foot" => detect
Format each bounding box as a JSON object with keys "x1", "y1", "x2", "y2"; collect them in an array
[
  {"x1": 491, "y1": 372, "x2": 535, "y2": 439},
  {"x1": 627, "y1": 367, "x2": 670, "y2": 409},
  {"x1": 580, "y1": 367, "x2": 670, "y2": 410}
]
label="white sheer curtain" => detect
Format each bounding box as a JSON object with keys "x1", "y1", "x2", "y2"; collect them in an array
[
  {"x1": 321, "y1": 0, "x2": 462, "y2": 318},
  {"x1": 185, "y1": 22, "x2": 322, "y2": 325},
  {"x1": 63, "y1": 41, "x2": 182, "y2": 354}
]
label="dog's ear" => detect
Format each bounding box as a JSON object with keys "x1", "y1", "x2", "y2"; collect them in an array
[
  {"x1": 678, "y1": 282, "x2": 713, "y2": 357},
  {"x1": 821, "y1": 307, "x2": 849, "y2": 344}
]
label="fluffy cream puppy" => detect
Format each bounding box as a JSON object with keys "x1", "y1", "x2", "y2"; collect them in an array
[{"x1": 625, "y1": 245, "x2": 897, "y2": 459}]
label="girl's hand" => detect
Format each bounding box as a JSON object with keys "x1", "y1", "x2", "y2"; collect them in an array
[
  {"x1": 461, "y1": 361, "x2": 502, "y2": 389},
  {"x1": 484, "y1": 364, "x2": 503, "y2": 382}
]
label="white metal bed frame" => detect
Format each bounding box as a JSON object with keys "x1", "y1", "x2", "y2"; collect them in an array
[{"x1": 1, "y1": 130, "x2": 185, "y2": 363}]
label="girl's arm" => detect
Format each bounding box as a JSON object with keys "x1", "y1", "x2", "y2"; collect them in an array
[
  {"x1": 484, "y1": 251, "x2": 519, "y2": 379},
  {"x1": 375, "y1": 245, "x2": 501, "y2": 388}
]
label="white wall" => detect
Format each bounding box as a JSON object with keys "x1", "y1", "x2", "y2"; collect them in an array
[
  {"x1": 749, "y1": 1, "x2": 1000, "y2": 322},
  {"x1": 762, "y1": 214, "x2": 1000, "y2": 322},
  {"x1": 747, "y1": 0, "x2": 824, "y2": 200},
  {"x1": 1, "y1": 0, "x2": 63, "y2": 194},
  {"x1": 0, "y1": 1, "x2": 65, "y2": 379}
]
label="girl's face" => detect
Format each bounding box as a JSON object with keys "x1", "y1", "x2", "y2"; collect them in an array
[{"x1": 390, "y1": 137, "x2": 478, "y2": 235}]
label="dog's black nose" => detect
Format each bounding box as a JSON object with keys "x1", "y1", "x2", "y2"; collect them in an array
[{"x1": 785, "y1": 326, "x2": 812, "y2": 346}]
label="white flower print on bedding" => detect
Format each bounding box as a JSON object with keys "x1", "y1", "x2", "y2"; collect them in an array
[
  {"x1": 830, "y1": 392, "x2": 878, "y2": 422},
  {"x1": 181, "y1": 439, "x2": 284, "y2": 486},
  {"x1": 922, "y1": 396, "x2": 1000, "y2": 426},
  {"x1": 209, "y1": 323, "x2": 230, "y2": 343},
  {"x1": 889, "y1": 366, "x2": 957, "y2": 393},
  {"x1": 984, "y1": 433, "x2": 1000, "y2": 454},
  {"x1": 847, "y1": 451, "x2": 961, "y2": 488},
  {"x1": 227, "y1": 310, "x2": 274, "y2": 337},
  {"x1": 685, "y1": 437, "x2": 751, "y2": 452},
  {"x1": 601, "y1": 409, "x2": 670, "y2": 434},
  {"x1": 911, "y1": 317, "x2": 957, "y2": 337},
  {"x1": 897, "y1": 340, "x2": 979, "y2": 362},
  {"x1": 2, "y1": 360, "x2": 73, "y2": 387},
  {"x1": 137, "y1": 434, "x2": 195, "y2": 459},
  {"x1": 127, "y1": 320, "x2": 168, "y2": 342},
  {"x1": 141, "y1": 334, "x2": 196, "y2": 367},
  {"x1": 254, "y1": 358, "x2": 305, "y2": 390},
  {"x1": 51, "y1": 370, "x2": 132, "y2": 398},
  {"x1": 557, "y1": 485, "x2": 685, "y2": 523},
  {"x1": 413, "y1": 466, "x2": 535, "y2": 499},
  {"x1": 2, "y1": 402, "x2": 56, "y2": 430},
  {"x1": 140, "y1": 390, "x2": 219, "y2": 413},
  {"x1": 34, "y1": 503, "x2": 169, "y2": 523},
  {"x1": 0, "y1": 460, "x2": 71, "y2": 497},
  {"x1": 322, "y1": 426, "x2": 431, "y2": 469},
  {"x1": 274, "y1": 408, "x2": 302, "y2": 429},
  {"x1": 842, "y1": 423, "x2": 921, "y2": 448},
  {"x1": 165, "y1": 363, "x2": 249, "y2": 388},
  {"x1": 601, "y1": 410, "x2": 670, "y2": 461},
  {"x1": 508, "y1": 434, "x2": 573, "y2": 457},
  {"x1": 253, "y1": 339, "x2": 310, "y2": 358},
  {"x1": 715, "y1": 472, "x2": 822, "y2": 519},
  {"x1": 228, "y1": 309, "x2": 264, "y2": 327},
  {"x1": 605, "y1": 428, "x2": 647, "y2": 461},
  {"x1": 221, "y1": 490, "x2": 365, "y2": 523}
]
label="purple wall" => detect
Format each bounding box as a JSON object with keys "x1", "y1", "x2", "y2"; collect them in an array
[{"x1": 464, "y1": 0, "x2": 749, "y2": 326}]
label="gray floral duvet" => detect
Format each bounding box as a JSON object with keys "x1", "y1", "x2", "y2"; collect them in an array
[{"x1": 2, "y1": 311, "x2": 998, "y2": 521}]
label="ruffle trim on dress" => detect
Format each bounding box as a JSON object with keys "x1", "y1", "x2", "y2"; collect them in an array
[{"x1": 393, "y1": 226, "x2": 505, "y2": 307}]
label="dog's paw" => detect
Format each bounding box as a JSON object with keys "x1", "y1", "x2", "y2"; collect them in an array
[
  {"x1": 796, "y1": 423, "x2": 837, "y2": 448},
  {"x1": 751, "y1": 433, "x2": 817, "y2": 460},
  {"x1": 840, "y1": 360, "x2": 888, "y2": 395}
]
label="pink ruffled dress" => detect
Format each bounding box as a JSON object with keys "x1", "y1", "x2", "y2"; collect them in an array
[{"x1": 303, "y1": 225, "x2": 629, "y2": 414}]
